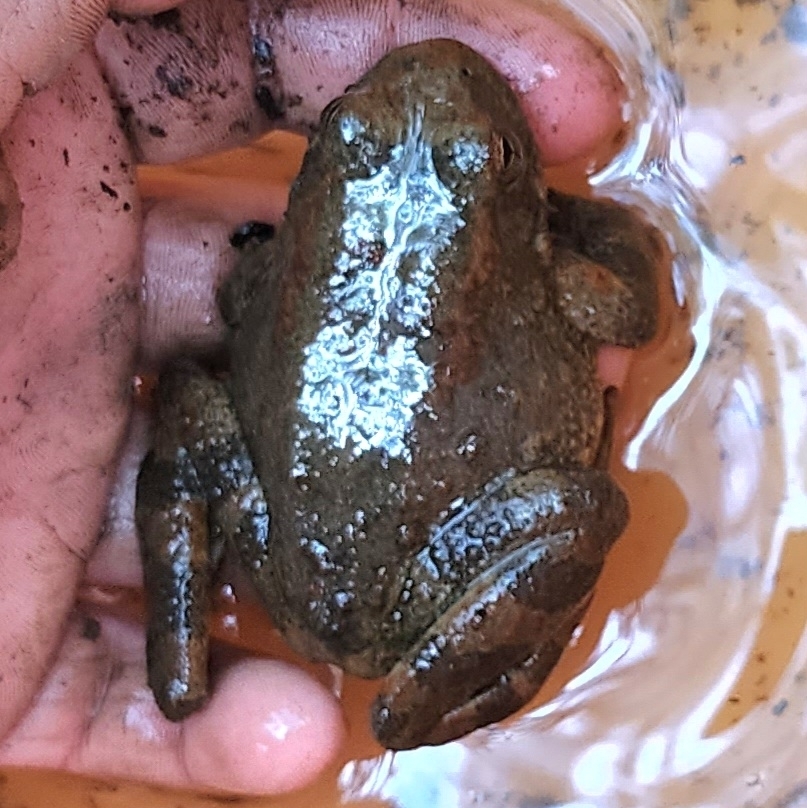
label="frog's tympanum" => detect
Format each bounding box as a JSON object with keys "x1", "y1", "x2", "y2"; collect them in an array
[{"x1": 136, "y1": 39, "x2": 660, "y2": 750}]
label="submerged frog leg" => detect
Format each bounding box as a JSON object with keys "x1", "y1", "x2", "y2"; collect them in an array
[
  {"x1": 135, "y1": 360, "x2": 269, "y2": 720},
  {"x1": 547, "y1": 188, "x2": 661, "y2": 347},
  {"x1": 372, "y1": 467, "x2": 628, "y2": 750}
]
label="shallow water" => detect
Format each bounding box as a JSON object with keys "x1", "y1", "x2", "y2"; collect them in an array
[{"x1": 5, "y1": 0, "x2": 807, "y2": 805}]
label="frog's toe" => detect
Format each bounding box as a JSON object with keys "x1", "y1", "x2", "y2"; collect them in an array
[{"x1": 371, "y1": 534, "x2": 601, "y2": 750}]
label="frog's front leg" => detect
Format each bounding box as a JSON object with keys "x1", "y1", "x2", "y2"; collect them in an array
[
  {"x1": 217, "y1": 233, "x2": 282, "y2": 329},
  {"x1": 135, "y1": 360, "x2": 269, "y2": 720},
  {"x1": 372, "y1": 467, "x2": 628, "y2": 749},
  {"x1": 547, "y1": 188, "x2": 661, "y2": 347}
]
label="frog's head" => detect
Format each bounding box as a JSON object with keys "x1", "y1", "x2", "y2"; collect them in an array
[{"x1": 312, "y1": 39, "x2": 545, "y2": 212}]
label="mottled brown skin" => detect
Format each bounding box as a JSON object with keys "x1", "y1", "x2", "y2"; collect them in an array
[{"x1": 136, "y1": 39, "x2": 660, "y2": 750}]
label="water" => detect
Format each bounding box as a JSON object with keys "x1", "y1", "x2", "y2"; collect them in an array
[{"x1": 6, "y1": 0, "x2": 807, "y2": 805}]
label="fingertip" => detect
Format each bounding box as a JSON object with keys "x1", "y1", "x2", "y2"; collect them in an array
[
  {"x1": 526, "y1": 54, "x2": 625, "y2": 166},
  {"x1": 434, "y1": 9, "x2": 626, "y2": 167},
  {"x1": 598, "y1": 345, "x2": 634, "y2": 389},
  {"x1": 182, "y1": 660, "x2": 345, "y2": 795}
]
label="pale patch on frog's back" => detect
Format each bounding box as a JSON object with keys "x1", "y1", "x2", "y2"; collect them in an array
[{"x1": 291, "y1": 110, "x2": 490, "y2": 476}]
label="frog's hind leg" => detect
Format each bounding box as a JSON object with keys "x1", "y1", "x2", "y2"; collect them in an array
[
  {"x1": 371, "y1": 467, "x2": 628, "y2": 750},
  {"x1": 380, "y1": 586, "x2": 593, "y2": 750},
  {"x1": 135, "y1": 359, "x2": 269, "y2": 720},
  {"x1": 547, "y1": 188, "x2": 661, "y2": 347}
]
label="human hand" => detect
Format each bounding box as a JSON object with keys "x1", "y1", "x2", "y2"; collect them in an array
[{"x1": 0, "y1": 0, "x2": 625, "y2": 795}]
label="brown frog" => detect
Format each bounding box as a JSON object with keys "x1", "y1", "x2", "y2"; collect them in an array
[{"x1": 136, "y1": 38, "x2": 660, "y2": 751}]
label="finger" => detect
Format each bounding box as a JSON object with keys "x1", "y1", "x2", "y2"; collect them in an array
[
  {"x1": 83, "y1": 406, "x2": 149, "y2": 589},
  {"x1": 95, "y1": 0, "x2": 264, "y2": 163},
  {"x1": 252, "y1": 0, "x2": 625, "y2": 164},
  {"x1": 0, "y1": 49, "x2": 140, "y2": 737},
  {"x1": 97, "y1": 0, "x2": 624, "y2": 165},
  {"x1": 0, "y1": 0, "x2": 186, "y2": 134},
  {"x1": 0, "y1": 613, "x2": 344, "y2": 794},
  {"x1": 139, "y1": 203, "x2": 235, "y2": 364}
]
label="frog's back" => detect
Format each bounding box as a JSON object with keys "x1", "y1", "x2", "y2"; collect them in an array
[{"x1": 228, "y1": 39, "x2": 603, "y2": 672}]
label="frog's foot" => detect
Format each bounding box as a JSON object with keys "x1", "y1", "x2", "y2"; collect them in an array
[
  {"x1": 371, "y1": 467, "x2": 627, "y2": 749},
  {"x1": 547, "y1": 188, "x2": 661, "y2": 347},
  {"x1": 136, "y1": 359, "x2": 270, "y2": 720}
]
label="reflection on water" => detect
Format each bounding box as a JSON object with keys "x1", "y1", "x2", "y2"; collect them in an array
[{"x1": 5, "y1": 0, "x2": 807, "y2": 806}]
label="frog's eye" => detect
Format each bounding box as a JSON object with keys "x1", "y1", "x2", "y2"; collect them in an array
[
  {"x1": 495, "y1": 132, "x2": 524, "y2": 181},
  {"x1": 320, "y1": 97, "x2": 344, "y2": 130},
  {"x1": 432, "y1": 135, "x2": 490, "y2": 195}
]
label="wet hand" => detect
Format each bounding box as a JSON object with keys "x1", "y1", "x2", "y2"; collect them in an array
[{"x1": 0, "y1": 0, "x2": 625, "y2": 794}]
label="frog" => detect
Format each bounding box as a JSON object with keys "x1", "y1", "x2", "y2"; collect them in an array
[{"x1": 135, "y1": 38, "x2": 660, "y2": 751}]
